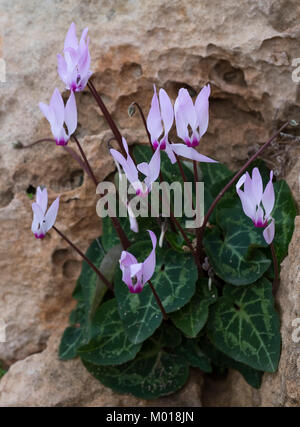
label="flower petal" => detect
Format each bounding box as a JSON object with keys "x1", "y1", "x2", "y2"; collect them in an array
[
  {"x1": 45, "y1": 196, "x2": 60, "y2": 232},
  {"x1": 159, "y1": 88, "x2": 174, "y2": 137},
  {"x1": 174, "y1": 88, "x2": 197, "y2": 135},
  {"x1": 64, "y1": 91, "x2": 77, "y2": 136},
  {"x1": 36, "y1": 186, "x2": 48, "y2": 215},
  {"x1": 171, "y1": 143, "x2": 217, "y2": 163},
  {"x1": 236, "y1": 188, "x2": 257, "y2": 221},
  {"x1": 147, "y1": 85, "x2": 163, "y2": 144},
  {"x1": 262, "y1": 171, "x2": 275, "y2": 218},
  {"x1": 64, "y1": 22, "x2": 78, "y2": 50},
  {"x1": 39, "y1": 102, "x2": 54, "y2": 125},
  {"x1": 263, "y1": 218, "x2": 275, "y2": 245},
  {"x1": 251, "y1": 167, "x2": 263, "y2": 206},
  {"x1": 144, "y1": 146, "x2": 161, "y2": 191},
  {"x1": 50, "y1": 88, "x2": 65, "y2": 130},
  {"x1": 195, "y1": 84, "x2": 210, "y2": 138},
  {"x1": 142, "y1": 230, "x2": 157, "y2": 285}
]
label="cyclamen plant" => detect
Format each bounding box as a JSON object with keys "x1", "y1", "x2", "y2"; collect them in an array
[{"x1": 27, "y1": 23, "x2": 296, "y2": 399}]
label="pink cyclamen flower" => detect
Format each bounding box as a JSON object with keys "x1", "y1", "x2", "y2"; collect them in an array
[
  {"x1": 110, "y1": 137, "x2": 161, "y2": 197},
  {"x1": 31, "y1": 187, "x2": 59, "y2": 239},
  {"x1": 57, "y1": 22, "x2": 92, "y2": 92},
  {"x1": 174, "y1": 85, "x2": 210, "y2": 147},
  {"x1": 39, "y1": 88, "x2": 77, "y2": 146},
  {"x1": 119, "y1": 230, "x2": 157, "y2": 293},
  {"x1": 236, "y1": 168, "x2": 275, "y2": 244},
  {"x1": 147, "y1": 85, "x2": 216, "y2": 164}
]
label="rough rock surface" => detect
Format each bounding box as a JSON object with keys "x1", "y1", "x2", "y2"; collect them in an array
[
  {"x1": 0, "y1": 329, "x2": 203, "y2": 407},
  {"x1": 0, "y1": 0, "x2": 299, "y2": 406}
]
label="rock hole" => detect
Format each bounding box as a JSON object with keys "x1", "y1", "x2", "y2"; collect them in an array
[{"x1": 211, "y1": 60, "x2": 247, "y2": 87}]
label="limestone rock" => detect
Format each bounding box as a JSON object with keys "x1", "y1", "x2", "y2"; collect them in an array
[{"x1": 0, "y1": 330, "x2": 203, "y2": 407}]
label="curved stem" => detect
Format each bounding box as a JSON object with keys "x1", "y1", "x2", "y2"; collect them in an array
[
  {"x1": 130, "y1": 102, "x2": 153, "y2": 150},
  {"x1": 87, "y1": 80, "x2": 126, "y2": 157},
  {"x1": 18, "y1": 138, "x2": 56, "y2": 148},
  {"x1": 197, "y1": 122, "x2": 289, "y2": 250},
  {"x1": 53, "y1": 225, "x2": 113, "y2": 291},
  {"x1": 270, "y1": 243, "x2": 279, "y2": 296},
  {"x1": 148, "y1": 280, "x2": 168, "y2": 320},
  {"x1": 72, "y1": 135, "x2": 99, "y2": 187}
]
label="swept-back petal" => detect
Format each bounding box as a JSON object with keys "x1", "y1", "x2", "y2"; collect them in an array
[
  {"x1": 142, "y1": 230, "x2": 157, "y2": 285},
  {"x1": 251, "y1": 167, "x2": 263, "y2": 206},
  {"x1": 195, "y1": 84, "x2": 210, "y2": 138},
  {"x1": 50, "y1": 88, "x2": 65, "y2": 130},
  {"x1": 159, "y1": 88, "x2": 174, "y2": 136},
  {"x1": 263, "y1": 218, "x2": 275, "y2": 245},
  {"x1": 128, "y1": 204, "x2": 139, "y2": 233},
  {"x1": 32, "y1": 202, "x2": 45, "y2": 223},
  {"x1": 36, "y1": 186, "x2": 48, "y2": 215},
  {"x1": 171, "y1": 143, "x2": 217, "y2": 163},
  {"x1": 45, "y1": 197, "x2": 60, "y2": 232},
  {"x1": 147, "y1": 85, "x2": 163, "y2": 144},
  {"x1": 144, "y1": 146, "x2": 161, "y2": 190},
  {"x1": 175, "y1": 88, "x2": 197, "y2": 133},
  {"x1": 64, "y1": 22, "x2": 78, "y2": 50},
  {"x1": 262, "y1": 171, "x2": 275, "y2": 218},
  {"x1": 64, "y1": 91, "x2": 77, "y2": 136},
  {"x1": 57, "y1": 53, "x2": 68, "y2": 82},
  {"x1": 236, "y1": 188, "x2": 257, "y2": 221},
  {"x1": 39, "y1": 102, "x2": 54, "y2": 125},
  {"x1": 110, "y1": 148, "x2": 139, "y2": 185}
]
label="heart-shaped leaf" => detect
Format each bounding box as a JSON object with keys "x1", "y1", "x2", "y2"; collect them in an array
[
  {"x1": 171, "y1": 278, "x2": 218, "y2": 337},
  {"x1": 82, "y1": 326, "x2": 189, "y2": 399},
  {"x1": 78, "y1": 299, "x2": 141, "y2": 366},
  {"x1": 207, "y1": 278, "x2": 281, "y2": 372},
  {"x1": 203, "y1": 206, "x2": 271, "y2": 285}
]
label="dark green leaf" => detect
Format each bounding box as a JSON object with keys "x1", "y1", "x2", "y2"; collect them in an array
[
  {"x1": 272, "y1": 180, "x2": 297, "y2": 263},
  {"x1": 82, "y1": 331, "x2": 189, "y2": 399},
  {"x1": 199, "y1": 337, "x2": 263, "y2": 389},
  {"x1": 59, "y1": 327, "x2": 86, "y2": 360},
  {"x1": 176, "y1": 339, "x2": 212, "y2": 373},
  {"x1": 207, "y1": 278, "x2": 281, "y2": 372},
  {"x1": 204, "y1": 206, "x2": 271, "y2": 285},
  {"x1": 78, "y1": 299, "x2": 141, "y2": 366},
  {"x1": 171, "y1": 278, "x2": 218, "y2": 337}
]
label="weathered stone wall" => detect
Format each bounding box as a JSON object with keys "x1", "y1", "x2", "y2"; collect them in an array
[{"x1": 0, "y1": 0, "x2": 299, "y2": 406}]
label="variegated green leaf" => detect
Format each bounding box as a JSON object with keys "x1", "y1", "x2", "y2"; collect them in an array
[
  {"x1": 171, "y1": 278, "x2": 218, "y2": 337},
  {"x1": 207, "y1": 278, "x2": 281, "y2": 372}
]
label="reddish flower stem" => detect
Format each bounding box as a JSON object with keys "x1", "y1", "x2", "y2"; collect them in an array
[
  {"x1": 72, "y1": 135, "x2": 99, "y2": 187},
  {"x1": 148, "y1": 280, "x2": 168, "y2": 320},
  {"x1": 130, "y1": 102, "x2": 152, "y2": 149},
  {"x1": 53, "y1": 225, "x2": 113, "y2": 291},
  {"x1": 87, "y1": 80, "x2": 126, "y2": 157}
]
